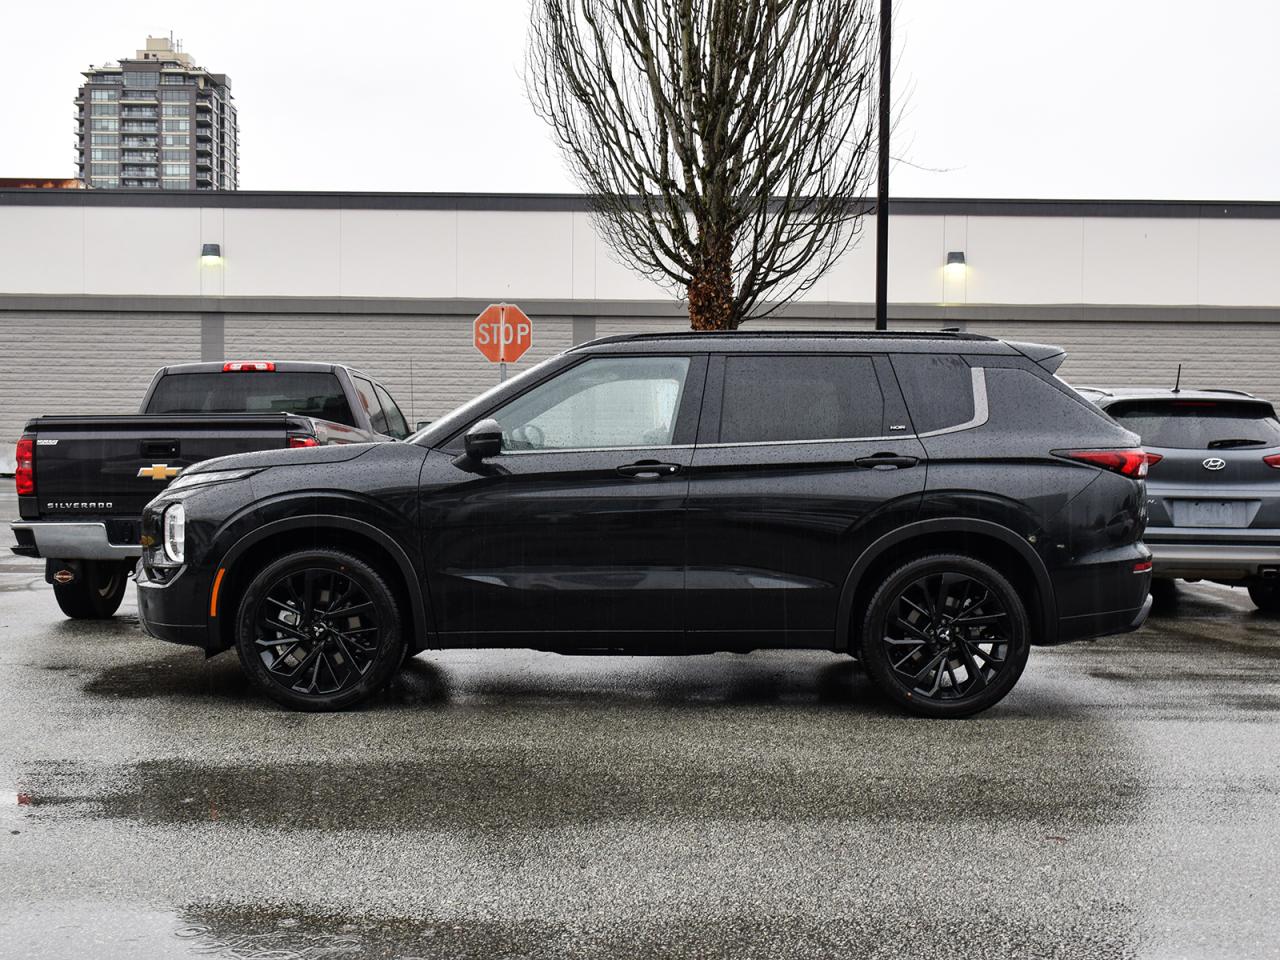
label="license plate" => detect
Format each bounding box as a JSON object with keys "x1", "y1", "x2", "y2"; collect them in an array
[{"x1": 1176, "y1": 500, "x2": 1249, "y2": 528}]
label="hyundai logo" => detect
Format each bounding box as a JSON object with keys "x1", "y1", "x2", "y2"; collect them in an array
[{"x1": 1202, "y1": 458, "x2": 1227, "y2": 471}]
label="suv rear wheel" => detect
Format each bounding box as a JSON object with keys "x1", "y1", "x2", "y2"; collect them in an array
[
  {"x1": 53, "y1": 560, "x2": 130, "y2": 619},
  {"x1": 235, "y1": 548, "x2": 405, "y2": 711},
  {"x1": 1247, "y1": 580, "x2": 1280, "y2": 614},
  {"x1": 859, "y1": 554, "x2": 1031, "y2": 718}
]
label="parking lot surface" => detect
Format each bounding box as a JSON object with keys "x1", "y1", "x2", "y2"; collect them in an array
[{"x1": 2, "y1": 519, "x2": 1279, "y2": 957}]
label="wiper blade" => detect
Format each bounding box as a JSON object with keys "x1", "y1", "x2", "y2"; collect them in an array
[{"x1": 1207, "y1": 438, "x2": 1267, "y2": 449}]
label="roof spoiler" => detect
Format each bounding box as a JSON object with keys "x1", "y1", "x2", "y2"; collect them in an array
[{"x1": 1006, "y1": 340, "x2": 1067, "y2": 374}]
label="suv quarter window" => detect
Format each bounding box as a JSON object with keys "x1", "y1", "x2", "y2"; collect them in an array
[{"x1": 714, "y1": 354, "x2": 885, "y2": 444}]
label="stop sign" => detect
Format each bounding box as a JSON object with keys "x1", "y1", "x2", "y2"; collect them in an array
[{"x1": 473, "y1": 303, "x2": 533, "y2": 364}]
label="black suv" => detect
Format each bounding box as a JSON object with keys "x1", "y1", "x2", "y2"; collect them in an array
[
  {"x1": 137, "y1": 332, "x2": 1152, "y2": 717},
  {"x1": 1079, "y1": 386, "x2": 1280, "y2": 611}
]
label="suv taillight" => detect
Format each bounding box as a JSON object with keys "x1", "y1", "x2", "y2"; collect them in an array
[
  {"x1": 287, "y1": 435, "x2": 319, "y2": 449},
  {"x1": 1265, "y1": 454, "x2": 1280, "y2": 469},
  {"x1": 1057, "y1": 448, "x2": 1154, "y2": 479},
  {"x1": 15, "y1": 436, "x2": 34, "y2": 495}
]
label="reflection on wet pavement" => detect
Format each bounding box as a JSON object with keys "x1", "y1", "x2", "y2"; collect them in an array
[{"x1": 1, "y1": 551, "x2": 1279, "y2": 959}]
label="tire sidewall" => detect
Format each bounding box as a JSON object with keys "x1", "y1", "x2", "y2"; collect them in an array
[
  {"x1": 235, "y1": 549, "x2": 404, "y2": 711},
  {"x1": 859, "y1": 554, "x2": 1031, "y2": 719}
]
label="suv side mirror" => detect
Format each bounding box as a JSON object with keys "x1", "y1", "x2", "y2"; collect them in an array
[
  {"x1": 415, "y1": 420, "x2": 432, "y2": 431},
  {"x1": 464, "y1": 419, "x2": 503, "y2": 460}
]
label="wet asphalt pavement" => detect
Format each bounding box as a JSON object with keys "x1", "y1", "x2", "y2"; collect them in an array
[{"x1": 2, "y1": 522, "x2": 1280, "y2": 958}]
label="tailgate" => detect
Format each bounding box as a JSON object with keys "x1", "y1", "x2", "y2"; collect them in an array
[{"x1": 29, "y1": 414, "x2": 302, "y2": 521}]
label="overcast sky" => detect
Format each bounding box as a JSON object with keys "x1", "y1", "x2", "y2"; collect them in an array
[{"x1": 2, "y1": 0, "x2": 1277, "y2": 199}]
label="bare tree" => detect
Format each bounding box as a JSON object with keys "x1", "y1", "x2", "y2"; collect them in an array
[{"x1": 528, "y1": 0, "x2": 880, "y2": 330}]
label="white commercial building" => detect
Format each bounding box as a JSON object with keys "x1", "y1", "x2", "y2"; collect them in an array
[{"x1": 1, "y1": 190, "x2": 1278, "y2": 449}]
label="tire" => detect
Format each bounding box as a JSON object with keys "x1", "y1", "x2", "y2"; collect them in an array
[
  {"x1": 234, "y1": 548, "x2": 405, "y2": 711},
  {"x1": 858, "y1": 554, "x2": 1031, "y2": 719},
  {"x1": 1247, "y1": 580, "x2": 1280, "y2": 614},
  {"x1": 53, "y1": 560, "x2": 130, "y2": 619},
  {"x1": 1149, "y1": 578, "x2": 1179, "y2": 613}
]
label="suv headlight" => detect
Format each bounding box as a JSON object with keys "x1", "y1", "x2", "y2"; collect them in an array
[
  {"x1": 162, "y1": 502, "x2": 186, "y2": 564},
  {"x1": 167, "y1": 468, "x2": 258, "y2": 492}
]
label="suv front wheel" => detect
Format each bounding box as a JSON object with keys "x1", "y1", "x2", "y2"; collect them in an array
[
  {"x1": 859, "y1": 554, "x2": 1031, "y2": 718},
  {"x1": 235, "y1": 548, "x2": 405, "y2": 711}
]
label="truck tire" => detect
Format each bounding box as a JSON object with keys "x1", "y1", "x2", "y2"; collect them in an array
[
  {"x1": 1247, "y1": 580, "x2": 1280, "y2": 614},
  {"x1": 53, "y1": 560, "x2": 130, "y2": 619}
]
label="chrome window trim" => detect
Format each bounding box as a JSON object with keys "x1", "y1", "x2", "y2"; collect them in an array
[
  {"x1": 915, "y1": 367, "x2": 988, "y2": 438},
  {"x1": 489, "y1": 367, "x2": 988, "y2": 454},
  {"x1": 496, "y1": 444, "x2": 694, "y2": 456},
  {"x1": 697, "y1": 366, "x2": 987, "y2": 448}
]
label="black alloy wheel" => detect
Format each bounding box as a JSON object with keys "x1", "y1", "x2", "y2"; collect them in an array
[
  {"x1": 235, "y1": 549, "x2": 405, "y2": 711},
  {"x1": 860, "y1": 554, "x2": 1030, "y2": 718}
]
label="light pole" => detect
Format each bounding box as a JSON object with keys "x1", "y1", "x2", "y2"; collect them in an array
[{"x1": 874, "y1": 0, "x2": 891, "y2": 331}]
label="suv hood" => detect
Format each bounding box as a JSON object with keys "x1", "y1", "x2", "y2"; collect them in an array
[{"x1": 186, "y1": 442, "x2": 382, "y2": 474}]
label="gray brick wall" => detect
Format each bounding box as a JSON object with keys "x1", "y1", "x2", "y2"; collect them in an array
[{"x1": 1, "y1": 312, "x2": 201, "y2": 447}]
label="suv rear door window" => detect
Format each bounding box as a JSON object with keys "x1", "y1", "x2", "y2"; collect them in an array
[
  {"x1": 890, "y1": 354, "x2": 975, "y2": 434},
  {"x1": 1107, "y1": 399, "x2": 1280, "y2": 449},
  {"x1": 146, "y1": 371, "x2": 356, "y2": 426},
  {"x1": 718, "y1": 355, "x2": 883, "y2": 443}
]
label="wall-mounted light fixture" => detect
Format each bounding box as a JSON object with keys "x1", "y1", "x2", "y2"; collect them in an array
[
  {"x1": 200, "y1": 242, "x2": 223, "y2": 266},
  {"x1": 945, "y1": 250, "x2": 967, "y2": 279}
]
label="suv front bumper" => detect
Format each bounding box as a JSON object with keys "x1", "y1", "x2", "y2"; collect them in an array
[{"x1": 10, "y1": 521, "x2": 142, "y2": 561}]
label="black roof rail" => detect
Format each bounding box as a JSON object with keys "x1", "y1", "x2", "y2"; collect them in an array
[{"x1": 578, "y1": 329, "x2": 999, "y2": 348}]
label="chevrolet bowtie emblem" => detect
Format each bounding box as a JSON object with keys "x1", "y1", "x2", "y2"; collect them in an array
[{"x1": 138, "y1": 464, "x2": 182, "y2": 480}]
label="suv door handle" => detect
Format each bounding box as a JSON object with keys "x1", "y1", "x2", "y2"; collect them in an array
[
  {"x1": 855, "y1": 453, "x2": 919, "y2": 470},
  {"x1": 617, "y1": 460, "x2": 682, "y2": 479}
]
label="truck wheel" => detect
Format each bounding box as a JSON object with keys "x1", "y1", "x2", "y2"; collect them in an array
[
  {"x1": 234, "y1": 548, "x2": 405, "y2": 712},
  {"x1": 858, "y1": 554, "x2": 1031, "y2": 719},
  {"x1": 52, "y1": 560, "x2": 130, "y2": 619},
  {"x1": 1247, "y1": 580, "x2": 1280, "y2": 614}
]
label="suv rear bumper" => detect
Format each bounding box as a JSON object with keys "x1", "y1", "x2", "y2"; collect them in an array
[
  {"x1": 9, "y1": 521, "x2": 141, "y2": 561},
  {"x1": 1145, "y1": 539, "x2": 1280, "y2": 580}
]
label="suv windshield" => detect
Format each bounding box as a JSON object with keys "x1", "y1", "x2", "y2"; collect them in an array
[
  {"x1": 1107, "y1": 399, "x2": 1280, "y2": 450},
  {"x1": 147, "y1": 372, "x2": 356, "y2": 426}
]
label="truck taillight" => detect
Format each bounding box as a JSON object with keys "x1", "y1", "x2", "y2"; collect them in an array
[
  {"x1": 15, "y1": 437, "x2": 34, "y2": 495},
  {"x1": 222, "y1": 361, "x2": 276, "y2": 372},
  {"x1": 287, "y1": 436, "x2": 319, "y2": 448},
  {"x1": 1056, "y1": 449, "x2": 1155, "y2": 479},
  {"x1": 1265, "y1": 454, "x2": 1280, "y2": 469}
]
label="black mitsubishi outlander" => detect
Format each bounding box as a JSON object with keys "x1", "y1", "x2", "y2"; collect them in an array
[{"x1": 137, "y1": 332, "x2": 1153, "y2": 717}]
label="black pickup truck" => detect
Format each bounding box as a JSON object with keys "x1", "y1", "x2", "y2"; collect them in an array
[{"x1": 11, "y1": 360, "x2": 412, "y2": 619}]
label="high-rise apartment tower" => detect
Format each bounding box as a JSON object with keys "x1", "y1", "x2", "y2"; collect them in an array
[{"x1": 76, "y1": 36, "x2": 238, "y2": 190}]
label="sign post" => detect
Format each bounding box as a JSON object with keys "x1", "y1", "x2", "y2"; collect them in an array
[{"x1": 473, "y1": 303, "x2": 533, "y2": 381}]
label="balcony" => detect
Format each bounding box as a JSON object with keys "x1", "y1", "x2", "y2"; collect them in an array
[
  {"x1": 120, "y1": 92, "x2": 157, "y2": 104},
  {"x1": 122, "y1": 137, "x2": 157, "y2": 148},
  {"x1": 122, "y1": 122, "x2": 157, "y2": 133},
  {"x1": 121, "y1": 167, "x2": 158, "y2": 178},
  {"x1": 121, "y1": 108, "x2": 158, "y2": 118}
]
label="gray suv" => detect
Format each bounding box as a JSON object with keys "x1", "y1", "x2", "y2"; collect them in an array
[{"x1": 1080, "y1": 387, "x2": 1280, "y2": 611}]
